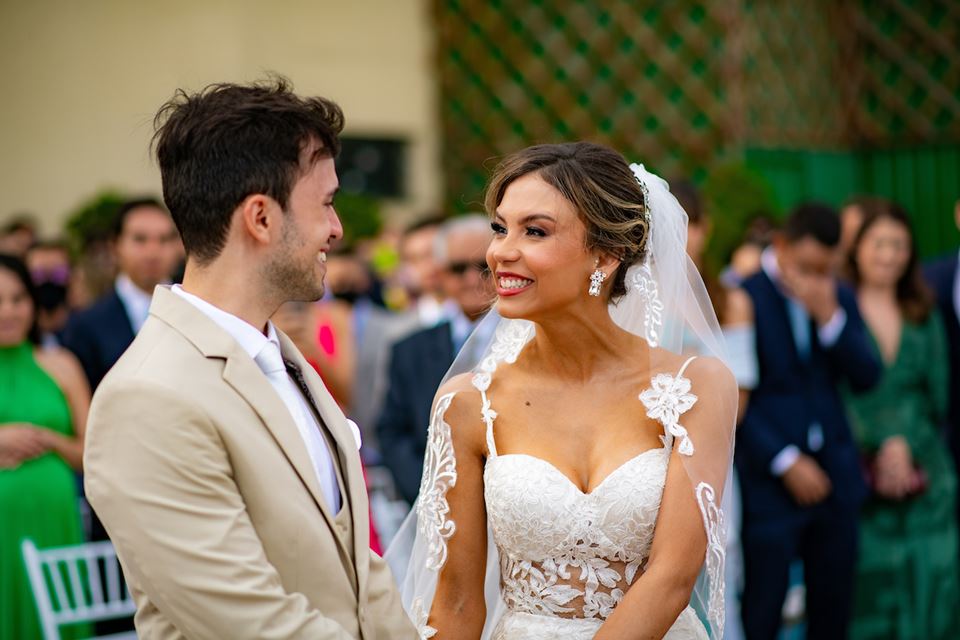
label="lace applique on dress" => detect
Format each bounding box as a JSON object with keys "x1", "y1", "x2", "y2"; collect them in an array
[
  {"x1": 480, "y1": 339, "x2": 708, "y2": 629},
  {"x1": 639, "y1": 363, "x2": 698, "y2": 456}
]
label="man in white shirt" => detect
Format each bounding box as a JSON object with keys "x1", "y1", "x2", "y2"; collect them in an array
[
  {"x1": 735, "y1": 203, "x2": 881, "y2": 640},
  {"x1": 83, "y1": 78, "x2": 416, "y2": 639},
  {"x1": 62, "y1": 198, "x2": 181, "y2": 389}
]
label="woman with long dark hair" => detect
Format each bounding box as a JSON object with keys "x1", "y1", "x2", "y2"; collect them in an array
[
  {"x1": 845, "y1": 202, "x2": 960, "y2": 639},
  {"x1": 0, "y1": 253, "x2": 90, "y2": 640}
]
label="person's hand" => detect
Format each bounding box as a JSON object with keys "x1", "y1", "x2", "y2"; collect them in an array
[
  {"x1": 781, "y1": 267, "x2": 839, "y2": 326},
  {"x1": 875, "y1": 436, "x2": 916, "y2": 499},
  {"x1": 0, "y1": 424, "x2": 49, "y2": 468},
  {"x1": 782, "y1": 454, "x2": 833, "y2": 506}
]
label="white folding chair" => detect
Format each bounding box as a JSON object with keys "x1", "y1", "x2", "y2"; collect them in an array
[{"x1": 21, "y1": 538, "x2": 137, "y2": 640}]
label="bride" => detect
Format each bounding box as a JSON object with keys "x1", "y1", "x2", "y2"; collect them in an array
[{"x1": 388, "y1": 142, "x2": 738, "y2": 639}]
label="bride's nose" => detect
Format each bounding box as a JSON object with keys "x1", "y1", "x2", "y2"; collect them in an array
[{"x1": 490, "y1": 235, "x2": 521, "y2": 265}]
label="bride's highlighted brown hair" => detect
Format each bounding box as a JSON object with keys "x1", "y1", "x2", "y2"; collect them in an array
[{"x1": 484, "y1": 142, "x2": 650, "y2": 300}]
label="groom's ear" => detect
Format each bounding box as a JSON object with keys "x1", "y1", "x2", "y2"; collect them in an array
[{"x1": 236, "y1": 194, "x2": 282, "y2": 248}]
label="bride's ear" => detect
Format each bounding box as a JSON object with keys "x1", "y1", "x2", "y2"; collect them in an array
[{"x1": 594, "y1": 252, "x2": 621, "y2": 279}]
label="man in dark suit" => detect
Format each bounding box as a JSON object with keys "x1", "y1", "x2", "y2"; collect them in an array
[
  {"x1": 925, "y1": 200, "x2": 960, "y2": 487},
  {"x1": 62, "y1": 198, "x2": 181, "y2": 390},
  {"x1": 736, "y1": 204, "x2": 881, "y2": 640},
  {"x1": 377, "y1": 215, "x2": 494, "y2": 504}
]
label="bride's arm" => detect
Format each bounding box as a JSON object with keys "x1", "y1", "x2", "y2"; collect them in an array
[
  {"x1": 596, "y1": 358, "x2": 737, "y2": 640},
  {"x1": 426, "y1": 390, "x2": 490, "y2": 637}
]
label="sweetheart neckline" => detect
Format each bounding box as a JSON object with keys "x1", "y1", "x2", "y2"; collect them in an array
[{"x1": 487, "y1": 446, "x2": 668, "y2": 496}]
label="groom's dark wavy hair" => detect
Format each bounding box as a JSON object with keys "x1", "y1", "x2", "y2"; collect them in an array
[{"x1": 152, "y1": 75, "x2": 344, "y2": 265}]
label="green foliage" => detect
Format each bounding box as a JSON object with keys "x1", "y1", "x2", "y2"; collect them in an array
[
  {"x1": 63, "y1": 190, "x2": 127, "y2": 256},
  {"x1": 701, "y1": 163, "x2": 782, "y2": 275},
  {"x1": 335, "y1": 191, "x2": 383, "y2": 249}
]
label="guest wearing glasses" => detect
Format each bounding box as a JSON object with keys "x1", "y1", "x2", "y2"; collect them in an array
[{"x1": 377, "y1": 215, "x2": 495, "y2": 504}]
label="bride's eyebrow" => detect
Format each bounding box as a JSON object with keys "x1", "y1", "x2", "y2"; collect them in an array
[{"x1": 494, "y1": 212, "x2": 557, "y2": 224}]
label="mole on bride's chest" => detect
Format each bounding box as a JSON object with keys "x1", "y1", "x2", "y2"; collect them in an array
[{"x1": 490, "y1": 389, "x2": 663, "y2": 457}]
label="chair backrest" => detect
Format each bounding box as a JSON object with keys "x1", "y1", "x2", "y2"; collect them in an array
[{"x1": 21, "y1": 538, "x2": 137, "y2": 640}]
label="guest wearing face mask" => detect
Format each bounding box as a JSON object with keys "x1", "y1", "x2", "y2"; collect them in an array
[{"x1": 25, "y1": 240, "x2": 73, "y2": 347}]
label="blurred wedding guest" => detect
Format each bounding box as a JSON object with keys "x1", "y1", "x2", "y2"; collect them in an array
[
  {"x1": 925, "y1": 199, "x2": 960, "y2": 485},
  {"x1": 25, "y1": 240, "x2": 73, "y2": 347},
  {"x1": 839, "y1": 196, "x2": 884, "y2": 263},
  {"x1": 840, "y1": 197, "x2": 898, "y2": 275},
  {"x1": 61, "y1": 197, "x2": 180, "y2": 390},
  {"x1": 0, "y1": 255, "x2": 90, "y2": 640},
  {"x1": 675, "y1": 179, "x2": 754, "y2": 640},
  {"x1": 844, "y1": 202, "x2": 959, "y2": 639},
  {"x1": 736, "y1": 204, "x2": 881, "y2": 640},
  {"x1": 397, "y1": 215, "x2": 447, "y2": 326},
  {"x1": 720, "y1": 213, "x2": 777, "y2": 288},
  {"x1": 377, "y1": 215, "x2": 495, "y2": 504},
  {"x1": 274, "y1": 254, "x2": 417, "y2": 453},
  {"x1": 0, "y1": 216, "x2": 37, "y2": 259}
]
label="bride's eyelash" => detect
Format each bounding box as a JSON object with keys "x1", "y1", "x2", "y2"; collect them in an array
[{"x1": 491, "y1": 222, "x2": 547, "y2": 238}]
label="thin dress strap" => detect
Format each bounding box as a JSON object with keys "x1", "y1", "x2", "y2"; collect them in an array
[
  {"x1": 678, "y1": 355, "x2": 698, "y2": 378},
  {"x1": 479, "y1": 384, "x2": 498, "y2": 458}
]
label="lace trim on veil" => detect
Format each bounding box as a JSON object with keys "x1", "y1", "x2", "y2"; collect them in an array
[
  {"x1": 416, "y1": 392, "x2": 458, "y2": 572},
  {"x1": 696, "y1": 482, "x2": 726, "y2": 638}
]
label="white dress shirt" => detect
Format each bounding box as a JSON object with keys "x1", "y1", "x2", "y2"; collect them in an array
[
  {"x1": 115, "y1": 273, "x2": 153, "y2": 333},
  {"x1": 171, "y1": 285, "x2": 342, "y2": 513},
  {"x1": 760, "y1": 248, "x2": 845, "y2": 476}
]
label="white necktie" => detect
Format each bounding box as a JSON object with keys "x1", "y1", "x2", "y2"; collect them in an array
[{"x1": 254, "y1": 341, "x2": 341, "y2": 512}]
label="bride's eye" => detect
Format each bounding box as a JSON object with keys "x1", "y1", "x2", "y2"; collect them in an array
[
  {"x1": 491, "y1": 222, "x2": 507, "y2": 235},
  {"x1": 525, "y1": 226, "x2": 546, "y2": 237}
]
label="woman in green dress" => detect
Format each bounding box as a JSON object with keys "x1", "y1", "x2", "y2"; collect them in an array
[
  {"x1": 845, "y1": 203, "x2": 960, "y2": 639},
  {"x1": 0, "y1": 254, "x2": 90, "y2": 640}
]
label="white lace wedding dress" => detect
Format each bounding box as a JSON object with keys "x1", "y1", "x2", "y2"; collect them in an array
[{"x1": 416, "y1": 332, "x2": 711, "y2": 639}]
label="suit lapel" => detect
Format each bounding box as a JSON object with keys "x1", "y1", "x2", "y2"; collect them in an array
[
  {"x1": 759, "y1": 270, "x2": 808, "y2": 368},
  {"x1": 276, "y1": 331, "x2": 369, "y2": 594},
  {"x1": 219, "y1": 357, "x2": 340, "y2": 520},
  {"x1": 148, "y1": 288, "x2": 351, "y2": 558}
]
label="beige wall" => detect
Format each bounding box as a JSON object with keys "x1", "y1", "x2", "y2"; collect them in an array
[{"x1": 0, "y1": 0, "x2": 440, "y2": 235}]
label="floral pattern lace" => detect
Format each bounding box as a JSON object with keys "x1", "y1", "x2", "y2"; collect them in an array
[{"x1": 413, "y1": 319, "x2": 722, "y2": 638}]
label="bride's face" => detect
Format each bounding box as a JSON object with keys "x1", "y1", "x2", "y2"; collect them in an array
[{"x1": 488, "y1": 172, "x2": 597, "y2": 320}]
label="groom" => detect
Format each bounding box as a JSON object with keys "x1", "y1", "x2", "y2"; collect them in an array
[{"x1": 83, "y1": 79, "x2": 416, "y2": 639}]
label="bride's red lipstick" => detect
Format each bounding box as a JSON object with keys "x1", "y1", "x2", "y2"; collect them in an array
[{"x1": 495, "y1": 271, "x2": 534, "y2": 297}]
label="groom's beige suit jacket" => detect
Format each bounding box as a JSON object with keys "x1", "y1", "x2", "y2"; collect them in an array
[{"x1": 84, "y1": 286, "x2": 417, "y2": 640}]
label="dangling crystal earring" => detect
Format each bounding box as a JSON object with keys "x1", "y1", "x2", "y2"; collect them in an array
[{"x1": 588, "y1": 269, "x2": 607, "y2": 297}]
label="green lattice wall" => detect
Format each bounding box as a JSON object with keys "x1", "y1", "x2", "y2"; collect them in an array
[{"x1": 434, "y1": 0, "x2": 960, "y2": 214}]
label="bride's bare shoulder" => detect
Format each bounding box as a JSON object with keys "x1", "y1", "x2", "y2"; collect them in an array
[{"x1": 433, "y1": 374, "x2": 487, "y2": 450}]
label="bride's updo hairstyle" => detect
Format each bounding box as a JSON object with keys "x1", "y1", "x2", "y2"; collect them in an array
[{"x1": 484, "y1": 142, "x2": 649, "y2": 300}]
